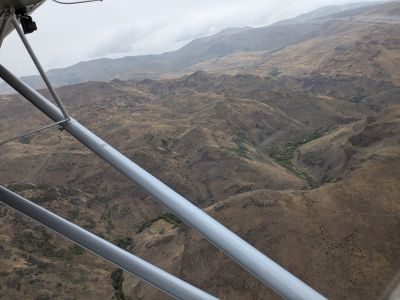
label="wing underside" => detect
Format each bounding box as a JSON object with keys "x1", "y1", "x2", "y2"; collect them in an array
[{"x1": 0, "y1": 0, "x2": 45, "y2": 46}]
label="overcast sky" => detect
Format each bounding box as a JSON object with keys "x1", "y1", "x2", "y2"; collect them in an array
[{"x1": 0, "y1": 0, "x2": 379, "y2": 76}]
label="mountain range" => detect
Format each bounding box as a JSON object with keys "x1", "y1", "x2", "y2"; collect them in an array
[
  {"x1": 2, "y1": 1, "x2": 398, "y2": 93},
  {"x1": 0, "y1": 1, "x2": 400, "y2": 300}
]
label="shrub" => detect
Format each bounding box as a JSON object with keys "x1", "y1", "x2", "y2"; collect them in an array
[
  {"x1": 111, "y1": 269, "x2": 126, "y2": 300},
  {"x1": 115, "y1": 237, "x2": 133, "y2": 251},
  {"x1": 69, "y1": 244, "x2": 84, "y2": 255},
  {"x1": 137, "y1": 213, "x2": 182, "y2": 233},
  {"x1": 269, "y1": 67, "x2": 281, "y2": 77},
  {"x1": 269, "y1": 133, "x2": 322, "y2": 187},
  {"x1": 19, "y1": 136, "x2": 32, "y2": 144},
  {"x1": 233, "y1": 136, "x2": 250, "y2": 159}
]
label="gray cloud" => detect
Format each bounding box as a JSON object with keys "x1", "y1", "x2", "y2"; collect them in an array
[{"x1": 0, "y1": 0, "x2": 379, "y2": 76}]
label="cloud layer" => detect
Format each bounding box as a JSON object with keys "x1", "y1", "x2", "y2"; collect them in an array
[{"x1": 0, "y1": 0, "x2": 379, "y2": 76}]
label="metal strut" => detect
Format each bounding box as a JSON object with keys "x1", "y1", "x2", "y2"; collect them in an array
[
  {"x1": 0, "y1": 119, "x2": 66, "y2": 146},
  {"x1": 0, "y1": 13, "x2": 71, "y2": 147},
  {"x1": 11, "y1": 13, "x2": 70, "y2": 122},
  {"x1": 0, "y1": 64, "x2": 326, "y2": 300},
  {"x1": 0, "y1": 12, "x2": 10, "y2": 48},
  {"x1": 0, "y1": 186, "x2": 217, "y2": 300}
]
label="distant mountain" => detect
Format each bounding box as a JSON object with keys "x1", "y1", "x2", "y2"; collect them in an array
[
  {"x1": 0, "y1": 1, "x2": 387, "y2": 93},
  {"x1": 185, "y1": 1, "x2": 400, "y2": 85},
  {"x1": 275, "y1": 1, "x2": 383, "y2": 25}
]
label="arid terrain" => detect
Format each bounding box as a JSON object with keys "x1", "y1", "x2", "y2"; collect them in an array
[{"x1": 0, "y1": 1, "x2": 400, "y2": 300}]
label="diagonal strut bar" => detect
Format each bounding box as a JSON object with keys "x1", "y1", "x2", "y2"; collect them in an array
[
  {"x1": 0, "y1": 186, "x2": 217, "y2": 300},
  {"x1": 11, "y1": 13, "x2": 70, "y2": 121}
]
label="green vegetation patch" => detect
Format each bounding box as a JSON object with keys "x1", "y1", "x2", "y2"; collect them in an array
[
  {"x1": 233, "y1": 136, "x2": 250, "y2": 158},
  {"x1": 350, "y1": 95, "x2": 366, "y2": 103},
  {"x1": 268, "y1": 67, "x2": 281, "y2": 77},
  {"x1": 269, "y1": 133, "x2": 321, "y2": 187},
  {"x1": 109, "y1": 237, "x2": 134, "y2": 300},
  {"x1": 31, "y1": 187, "x2": 58, "y2": 204},
  {"x1": 211, "y1": 130, "x2": 252, "y2": 160},
  {"x1": 67, "y1": 208, "x2": 79, "y2": 220},
  {"x1": 19, "y1": 136, "x2": 32, "y2": 144},
  {"x1": 115, "y1": 237, "x2": 133, "y2": 251},
  {"x1": 111, "y1": 269, "x2": 126, "y2": 300},
  {"x1": 69, "y1": 244, "x2": 84, "y2": 256},
  {"x1": 137, "y1": 213, "x2": 182, "y2": 233}
]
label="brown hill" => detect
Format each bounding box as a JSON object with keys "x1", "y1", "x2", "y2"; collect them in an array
[
  {"x1": 125, "y1": 106, "x2": 400, "y2": 300},
  {"x1": 0, "y1": 184, "x2": 115, "y2": 299},
  {"x1": 0, "y1": 67, "x2": 399, "y2": 299},
  {"x1": 0, "y1": 3, "x2": 400, "y2": 298}
]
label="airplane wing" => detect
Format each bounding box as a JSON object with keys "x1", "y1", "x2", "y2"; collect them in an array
[{"x1": 0, "y1": 0, "x2": 45, "y2": 45}]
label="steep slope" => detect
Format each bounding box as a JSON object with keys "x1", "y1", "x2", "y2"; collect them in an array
[
  {"x1": 1, "y1": 73, "x2": 323, "y2": 239},
  {"x1": 294, "y1": 102, "x2": 400, "y2": 184},
  {"x1": 124, "y1": 107, "x2": 400, "y2": 300},
  {"x1": 0, "y1": 67, "x2": 399, "y2": 299},
  {"x1": 0, "y1": 184, "x2": 115, "y2": 299}
]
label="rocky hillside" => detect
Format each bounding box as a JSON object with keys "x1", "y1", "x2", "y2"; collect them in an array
[
  {"x1": 0, "y1": 63, "x2": 399, "y2": 299},
  {"x1": 0, "y1": 1, "x2": 400, "y2": 299},
  {"x1": 0, "y1": 184, "x2": 115, "y2": 299},
  {"x1": 128, "y1": 107, "x2": 400, "y2": 299}
]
